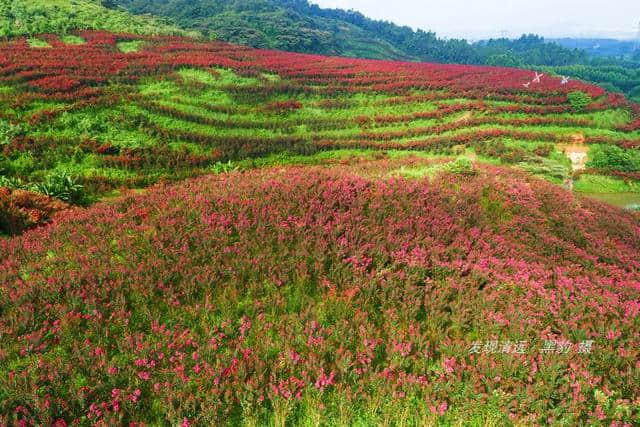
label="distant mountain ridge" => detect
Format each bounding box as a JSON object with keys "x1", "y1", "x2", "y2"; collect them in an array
[{"x1": 549, "y1": 38, "x2": 639, "y2": 59}]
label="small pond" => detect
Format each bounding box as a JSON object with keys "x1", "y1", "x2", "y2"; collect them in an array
[{"x1": 578, "y1": 192, "x2": 640, "y2": 210}]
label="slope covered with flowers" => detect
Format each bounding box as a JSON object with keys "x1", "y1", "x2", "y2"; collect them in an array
[
  {"x1": 1, "y1": 30, "x2": 639, "y2": 212},
  {"x1": 1, "y1": 157, "x2": 639, "y2": 425},
  {"x1": 0, "y1": 31, "x2": 608, "y2": 96}
]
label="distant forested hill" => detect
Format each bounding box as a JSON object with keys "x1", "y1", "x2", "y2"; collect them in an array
[{"x1": 104, "y1": 0, "x2": 587, "y2": 65}]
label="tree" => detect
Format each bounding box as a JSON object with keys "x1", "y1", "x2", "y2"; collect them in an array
[
  {"x1": 487, "y1": 54, "x2": 523, "y2": 68},
  {"x1": 567, "y1": 91, "x2": 592, "y2": 112}
]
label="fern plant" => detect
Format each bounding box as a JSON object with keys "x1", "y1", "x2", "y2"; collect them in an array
[{"x1": 0, "y1": 120, "x2": 22, "y2": 146}]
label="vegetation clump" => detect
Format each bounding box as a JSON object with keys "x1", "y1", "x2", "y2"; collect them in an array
[
  {"x1": 0, "y1": 186, "x2": 68, "y2": 234},
  {"x1": 568, "y1": 90, "x2": 592, "y2": 112},
  {"x1": 444, "y1": 157, "x2": 476, "y2": 175},
  {"x1": 588, "y1": 144, "x2": 640, "y2": 172}
]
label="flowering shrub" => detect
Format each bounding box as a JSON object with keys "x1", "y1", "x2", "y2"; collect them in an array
[
  {"x1": 263, "y1": 100, "x2": 304, "y2": 113},
  {"x1": 0, "y1": 161, "x2": 638, "y2": 424},
  {"x1": 28, "y1": 75, "x2": 81, "y2": 93},
  {"x1": 0, "y1": 186, "x2": 69, "y2": 234},
  {"x1": 619, "y1": 118, "x2": 640, "y2": 132}
]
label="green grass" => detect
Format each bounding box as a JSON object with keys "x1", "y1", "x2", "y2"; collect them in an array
[
  {"x1": 60, "y1": 34, "x2": 85, "y2": 45},
  {"x1": 27, "y1": 38, "x2": 51, "y2": 48},
  {"x1": 517, "y1": 158, "x2": 571, "y2": 184},
  {"x1": 176, "y1": 68, "x2": 221, "y2": 85},
  {"x1": 231, "y1": 149, "x2": 370, "y2": 169},
  {"x1": 117, "y1": 40, "x2": 147, "y2": 53},
  {"x1": 574, "y1": 174, "x2": 640, "y2": 193},
  {"x1": 392, "y1": 164, "x2": 445, "y2": 179},
  {"x1": 590, "y1": 108, "x2": 632, "y2": 128}
]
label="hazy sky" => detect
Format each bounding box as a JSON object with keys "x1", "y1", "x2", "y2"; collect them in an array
[{"x1": 311, "y1": 0, "x2": 640, "y2": 40}]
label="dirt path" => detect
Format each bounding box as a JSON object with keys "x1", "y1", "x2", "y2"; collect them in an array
[
  {"x1": 455, "y1": 111, "x2": 473, "y2": 123},
  {"x1": 558, "y1": 133, "x2": 588, "y2": 172}
]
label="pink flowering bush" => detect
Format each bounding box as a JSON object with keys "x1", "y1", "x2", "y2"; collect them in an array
[{"x1": 0, "y1": 159, "x2": 639, "y2": 425}]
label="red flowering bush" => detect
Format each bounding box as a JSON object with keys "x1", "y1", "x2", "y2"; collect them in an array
[
  {"x1": 619, "y1": 118, "x2": 640, "y2": 132},
  {"x1": 0, "y1": 187, "x2": 69, "y2": 234},
  {"x1": 263, "y1": 100, "x2": 303, "y2": 113},
  {"x1": 0, "y1": 161, "x2": 638, "y2": 425},
  {"x1": 28, "y1": 75, "x2": 81, "y2": 92}
]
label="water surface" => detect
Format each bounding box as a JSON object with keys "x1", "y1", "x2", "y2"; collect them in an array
[{"x1": 578, "y1": 192, "x2": 640, "y2": 210}]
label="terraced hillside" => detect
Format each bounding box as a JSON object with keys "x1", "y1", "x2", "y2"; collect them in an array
[{"x1": 1, "y1": 30, "x2": 640, "y2": 234}]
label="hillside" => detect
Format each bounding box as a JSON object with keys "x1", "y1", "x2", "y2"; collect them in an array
[
  {"x1": 104, "y1": 0, "x2": 448, "y2": 60},
  {"x1": 2, "y1": 31, "x2": 640, "y2": 233},
  {"x1": 1, "y1": 157, "x2": 640, "y2": 424},
  {"x1": 5, "y1": 1, "x2": 640, "y2": 101},
  {"x1": 0, "y1": 6, "x2": 639, "y2": 422},
  {"x1": 0, "y1": 0, "x2": 195, "y2": 37},
  {"x1": 106, "y1": 0, "x2": 586, "y2": 63},
  {"x1": 103, "y1": 0, "x2": 640, "y2": 102}
]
